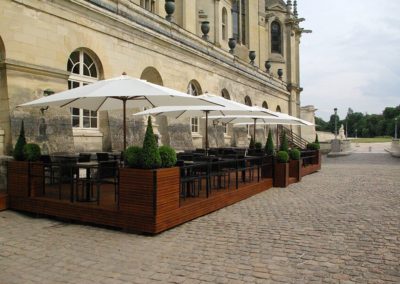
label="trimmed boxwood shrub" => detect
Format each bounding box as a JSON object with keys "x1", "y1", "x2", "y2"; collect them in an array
[
  {"x1": 276, "y1": 151, "x2": 289, "y2": 163},
  {"x1": 279, "y1": 132, "x2": 289, "y2": 152},
  {"x1": 255, "y1": 142, "x2": 262, "y2": 150},
  {"x1": 289, "y1": 148, "x2": 301, "y2": 160},
  {"x1": 23, "y1": 143, "x2": 41, "y2": 162},
  {"x1": 307, "y1": 142, "x2": 320, "y2": 150},
  {"x1": 265, "y1": 129, "x2": 274, "y2": 156},
  {"x1": 13, "y1": 120, "x2": 27, "y2": 161},
  {"x1": 249, "y1": 137, "x2": 255, "y2": 149},
  {"x1": 125, "y1": 146, "x2": 142, "y2": 168},
  {"x1": 315, "y1": 133, "x2": 319, "y2": 144},
  {"x1": 159, "y1": 146, "x2": 177, "y2": 168},
  {"x1": 141, "y1": 117, "x2": 161, "y2": 169}
]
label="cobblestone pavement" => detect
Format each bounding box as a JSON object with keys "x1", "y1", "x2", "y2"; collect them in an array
[{"x1": 1, "y1": 153, "x2": 399, "y2": 284}]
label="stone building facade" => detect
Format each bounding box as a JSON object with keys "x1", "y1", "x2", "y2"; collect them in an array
[{"x1": 0, "y1": 0, "x2": 309, "y2": 154}]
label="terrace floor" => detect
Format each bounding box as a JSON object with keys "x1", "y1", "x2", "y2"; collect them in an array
[{"x1": 1, "y1": 153, "x2": 399, "y2": 283}]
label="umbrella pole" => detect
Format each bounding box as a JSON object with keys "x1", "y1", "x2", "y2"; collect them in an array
[
  {"x1": 253, "y1": 118, "x2": 256, "y2": 142},
  {"x1": 205, "y1": 111, "x2": 209, "y2": 156},
  {"x1": 123, "y1": 99, "x2": 127, "y2": 151}
]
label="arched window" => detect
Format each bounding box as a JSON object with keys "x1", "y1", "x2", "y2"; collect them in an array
[
  {"x1": 221, "y1": 89, "x2": 230, "y2": 100},
  {"x1": 276, "y1": 105, "x2": 281, "y2": 112},
  {"x1": 187, "y1": 80, "x2": 202, "y2": 133},
  {"x1": 140, "y1": 0, "x2": 155, "y2": 12},
  {"x1": 271, "y1": 21, "x2": 282, "y2": 54},
  {"x1": 232, "y1": 0, "x2": 247, "y2": 45},
  {"x1": 222, "y1": 8, "x2": 228, "y2": 41},
  {"x1": 244, "y1": 96, "x2": 252, "y2": 106},
  {"x1": 67, "y1": 49, "x2": 100, "y2": 129},
  {"x1": 262, "y1": 101, "x2": 268, "y2": 109}
]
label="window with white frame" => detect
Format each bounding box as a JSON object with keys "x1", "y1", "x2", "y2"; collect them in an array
[
  {"x1": 221, "y1": 89, "x2": 230, "y2": 134},
  {"x1": 188, "y1": 82, "x2": 201, "y2": 133},
  {"x1": 141, "y1": 0, "x2": 155, "y2": 12},
  {"x1": 244, "y1": 95, "x2": 252, "y2": 136},
  {"x1": 67, "y1": 50, "x2": 99, "y2": 129}
]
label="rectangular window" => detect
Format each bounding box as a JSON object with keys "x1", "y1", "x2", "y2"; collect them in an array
[
  {"x1": 223, "y1": 123, "x2": 228, "y2": 135},
  {"x1": 191, "y1": 117, "x2": 199, "y2": 133},
  {"x1": 232, "y1": 1, "x2": 239, "y2": 42},
  {"x1": 241, "y1": 0, "x2": 247, "y2": 45}
]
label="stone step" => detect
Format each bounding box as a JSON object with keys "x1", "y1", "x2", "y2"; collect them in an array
[{"x1": 0, "y1": 193, "x2": 7, "y2": 211}]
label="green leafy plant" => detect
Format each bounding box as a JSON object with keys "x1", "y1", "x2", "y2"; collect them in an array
[
  {"x1": 249, "y1": 137, "x2": 255, "y2": 149},
  {"x1": 254, "y1": 142, "x2": 262, "y2": 150},
  {"x1": 265, "y1": 129, "x2": 274, "y2": 156},
  {"x1": 289, "y1": 148, "x2": 301, "y2": 160},
  {"x1": 141, "y1": 117, "x2": 161, "y2": 169},
  {"x1": 23, "y1": 143, "x2": 41, "y2": 162},
  {"x1": 13, "y1": 120, "x2": 27, "y2": 161},
  {"x1": 124, "y1": 146, "x2": 142, "y2": 168},
  {"x1": 159, "y1": 146, "x2": 177, "y2": 168},
  {"x1": 279, "y1": 132, "x2": 289, "y2": 152},
  {"x1": 315, "y1": 133, "x2": 319, "y2": 144},
  {"x1": 307, "y1": 142, "x2": 320, "y2": 150},
  {"x1": 276, "y1": 151, "x2": 289, "y2": 163}
]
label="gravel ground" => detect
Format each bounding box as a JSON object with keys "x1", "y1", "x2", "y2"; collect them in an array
[{"x1": 0, "y1": 153, "x2": 399, "y2": 284}]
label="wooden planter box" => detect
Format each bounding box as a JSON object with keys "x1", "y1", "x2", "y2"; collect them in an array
[
  {"x1": 119, "y1": 167, "x2": 180, "y2": 232},
  {"x1": 274, "y1": 162, "x2": 289, "y2": 188},
  {"x1": 8, "y1": 161, "x2": 44, "y2": 198},
  {"x1": 289, "y1": 159, "x2": 301, "y2": 182}
]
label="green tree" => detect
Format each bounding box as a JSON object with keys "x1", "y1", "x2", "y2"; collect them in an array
[
  {"x1": 141, "y1": 117, "x2": 161, "y2": 169},
  {"x1": 314, "y1": 117, "x2": 329, "y2": 131}
]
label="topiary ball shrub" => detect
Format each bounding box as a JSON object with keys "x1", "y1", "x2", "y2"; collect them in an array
[
  {"x1": 255, "y1": 142, "x2": 262, "y2": 150},
  {"x1": 159, "y1": 146, "x2": 177, "y2": 168},
  {"x1": 276, "y1": 151, "x2": 289, "y2": 163},
  {"x1": 289, "y1": 148, "x2": 301, "y2": 160},
  {"x1": 307, "y1": 142, "x2": 320, "y2": 150},
  {"x1": 279, "y1": 132, "x2": 289, "y2": 152},
  {"x1": 265, "y1": 129, "x2": 275, "y2": 156},
  {"x1": 141, "y1": 117, "x2": 161, "y2": 169},
  {"x1": 125, "y1": 146, "x2": 142, "y2": 168},
  {"x1": 13, "y1": 120, "x2": 27, "y2": 161},
  {"x1": 23, "y1": 143, "x2": 41, "y2": 162}
]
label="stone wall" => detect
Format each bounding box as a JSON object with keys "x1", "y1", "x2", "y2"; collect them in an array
[
  {"x1": 316, "y1": 131, "x2": 335, "y2": 142},
  {"x1": 0, "y1": 0, "x2": 304, "y2": 152}
]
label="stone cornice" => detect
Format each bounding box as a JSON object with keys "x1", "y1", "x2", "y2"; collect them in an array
[{"x1": 1, "y1": 59, "x2": 69, "y2": 79}]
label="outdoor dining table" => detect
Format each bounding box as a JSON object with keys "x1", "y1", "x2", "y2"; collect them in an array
[{"x1": 75, "y1": 161, "x2": 99, "y2": 202}]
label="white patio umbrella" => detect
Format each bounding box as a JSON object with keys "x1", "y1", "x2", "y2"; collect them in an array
[
  {"x1": 133, "y1": 93, "x2": 278, "y2": 153},
  {"x1": 209, "y1": 111, "x2": 313, "y2": 141},
  {"x1": 18, "y1": 74, "x2": 220, "y2": 150}
]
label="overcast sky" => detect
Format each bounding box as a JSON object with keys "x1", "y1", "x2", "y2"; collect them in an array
[{"x1": 298, "y1": 0, "x2": 400, "y2": 121}]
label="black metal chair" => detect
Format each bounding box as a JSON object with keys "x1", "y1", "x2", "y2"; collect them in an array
[
  {"x1": 90, "y1": 160, "x2": 119, "y2": 205},
  {"x1": 78, "y1": 153, "x2": 91, "y2": 162},
  {"x1": 96, "y1": 152, "x2": 109, "y2": 162},
  {"x1": 177, "y1": 160, "x2": 200, "y2": 200}
]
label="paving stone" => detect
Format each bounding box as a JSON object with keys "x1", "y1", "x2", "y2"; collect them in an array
[{"x1": 0, "y1": 153, "x2": 399, "y2": 283}]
